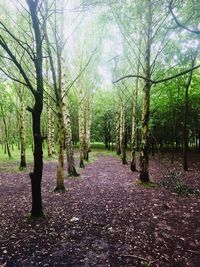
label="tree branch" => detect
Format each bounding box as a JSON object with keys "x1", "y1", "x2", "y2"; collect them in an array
[
  {"x1": 0, "y1": 21, "x2": 35, "y2": 60},
  {"x1": 113, "y1": 63, "x2": 200, "y2": 85},
  {"x1": 169, "y1": 0, "x2": 200, "y2": 34},
  {"x1": 0, "y1": 36, "x2": 36, "y2": 95},
  {"x1": 0, "y1": 66, "x2": 28, "y2": 87},
  {"x1": 62, "y1": 46, "x2": 99, "y2": 99}
]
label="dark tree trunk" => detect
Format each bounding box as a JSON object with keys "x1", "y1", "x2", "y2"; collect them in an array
[
  {"x1": 29, "y1": 98, "x2": 43, "y2": 217},
  {"x1": 0, "y1": 0, "x2": 44, "y2": 217},
  {"x1": 104, "y1": 123, "x2": 108, "y2": 149},
  {"x1": 183, "y1": 85, "x2": 189, "y2": 171},
  {"x1": 27, "y1": 0, "x2": 44, "y2": 217},
  {"x1": 0, "y1": 103, "x2": 11, "y2": 158},
  {"x1": 198, "y1": 131, "x2": 200, "y2": 153},
  {"x1": 171, "y1": 142, "x2": 175, "y2": 164},
  {"x1": 6, "y1": 143, "x2": 11, "y2": 158},
  {"x1": 183, "y1": 57, "x2": 197, "y2": 170},
  {"x1": 151, "y1": 138, "x2": 155, "y2": 156},
  {"x1": 170, "y1": 106, "x2": 176, "y2": 164}
]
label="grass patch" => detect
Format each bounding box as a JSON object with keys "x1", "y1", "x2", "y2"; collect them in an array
[
  {"x1": 67, "y1": 173, "x2": 81, "y2": 179},
  {"x1": 136, "y1": 180, "x2": 159, "y2": 189},
  {"x1": 26, "y1": 213, "x2": 46, "y2": 222},
  {"x1": 53, "y1": 186, "x2": 67, "y2": 193},
  {"x1": 0, "y1": 145, "x2": 56, "y2": 173}
]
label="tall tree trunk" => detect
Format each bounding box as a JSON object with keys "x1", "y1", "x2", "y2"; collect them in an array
[
  {"x1": 198, "y1": 130, "x2": 200, "y2": 153},
  {"x1": 84, "y1": 95, "x2": 92, "y2": 161},
  {"x1": 109, "y1": 120, "x2": 111, "y2": 150},
  {"x1": 131, "y1": 79, "x2": 139, "y2": 171},
  {"x1": 115, "y1": 113, "x2": 121, "y2": 155},
  {"x1": 30, "y1": 98, "x2": 43, "y2": 217},
  {"x1": 0, "y1": 103, "x2": 11, "y2": 158},
  {"x1": 139, "y1": 0, "x2": 152, "y2": 182},
  {"x1": 183, "y1": 87, "x2": 189, "y2": 171},
  {"x1": 115, "y1": 94, "x2": 121, "y2": 155},
  {"x1": 55, "y1": 52, "x2": 66, "y2": 191},
  {"x1": 63, "y1": 91, "x2": 79, "y2": 176},
  {"x1": 131, "y1": 35, "x2": 141, "y2": 171},
  {"x1": 64, "y1": 108, "x2": 79, "y2": 176},
  {"x1": 43, "y1": 0, "x2": 66, "y2": 190},
  {"x1": 183, "y1": 50, "x2": 198, "y2": 170},
  {"x1": 78, "y1": 90, "x2": 85, "y2": 168},
  {"x1": 19, "y1": 88, "x2": 27, "y2": 169},
  {"x1": 55, "y1": 106, "x2": 65, "y2": 191},
  {"x1": 28, "y1": 0, "x2": 44, "y2": 217},
  {"x1": 47, "y1": 97, "x2": 54, "y2": 157},
  {"x1": 120, "y1": 94, "x2": 127, "y2": 165}
]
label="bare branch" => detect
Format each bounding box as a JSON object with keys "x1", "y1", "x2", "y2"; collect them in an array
[
  {"x1": 113, "y1": 63, "x2": 200, "y2": 85},
  {"x1": 0, "y1": 66, "x2": 28, "y2": 87},
  {"x1": 63, "y1": 46, "x2": 99, "y2": 99},
  {"x1": 0, "y1": 21, "x2": 35, "y2": 61},
  {"x1": 169, "y1": 0, "x2": 200, "y2": 34},
  {"x1": 0, "y1": 35, "x2": 36, "y2": 95}
]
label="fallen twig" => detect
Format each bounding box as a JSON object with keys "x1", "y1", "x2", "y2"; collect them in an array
[
  {"x1": 122, "y1": 254, "x2": 170, "y2": 266},
  {"x1": 122, "y1": 254, "x2": 147, "y2": 262},
  {"x1": 187, "y1": 249, "x2": 200, "y2": 255}
]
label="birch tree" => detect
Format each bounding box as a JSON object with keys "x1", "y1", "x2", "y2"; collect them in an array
[{"x1": 17, "y1": 85, "x2": 27, "y2": 169}]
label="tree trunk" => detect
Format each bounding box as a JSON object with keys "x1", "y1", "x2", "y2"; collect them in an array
[
  {"x1": 139, "y1": 0, "x2": 152, "y2": 182},
  {"x1": 140, "y1": 85, "x2": 150, "y2": 182},
  {"x1": 107, "y1": 120, "x2": 111, "y2": 151},
  {"x1": 131, "y1": 83, "x2": 138, "y2": 171},
  {"x1": 120, "y1": 94, "x2": 127, "y2": 165},
  {"x1": 131, "y1": 36, "x2": 141, "y2": 171},
  {"x1": 28, "y1": 0, "x2": 44, "y2": 217},
  {"x1": 198, "y1": 130, "x2": 200, "y2": 153},
  {"x1": 84, "y1": 96, "x2": 92, "y2": 161},
  {"x1": 115, "y1": 95, "x2": 121, "y2": 155},
  {"x1": 115, "y1": 112, "x2": 121, "y2": 155},
  {"x1": 30, "y1": 98, "x2": 43, "y2": 217},
  {"x1": 183, "y1": 53, "x2": 198, "y2": 170},
  {"x1": 104, "y1": 121, "x2": 109, "y2": 149},
  {"x1": 55, "y1": 107, "x2": 65, "y2": 191},
  {"x1": 63, "y1": 94, "x2": 79, "y2": 176},
  {"x1": 183, "y1": 92, "x2": 189, "y2": 171},
  {"x1": 0, "y1": 103, "x2": 11, "y2": 158},
  {"x1": 47, "y1": 98, "x2": 54, "y2": 157},
  {"x1": 78, "y1": 90, "x2": 85, "y2": 168},
  {"x1": 19, "y1": 90, "x2": 27, "y2": 169}
]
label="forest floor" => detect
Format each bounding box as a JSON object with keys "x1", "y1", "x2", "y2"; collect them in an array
[{"x1": 0, "y1": 149, "x2": 200, "y2": 267}]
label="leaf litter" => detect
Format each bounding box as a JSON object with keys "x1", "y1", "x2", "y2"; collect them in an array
[{"x1": 0, "y1": 151, "x2": 200, "y2": 266}]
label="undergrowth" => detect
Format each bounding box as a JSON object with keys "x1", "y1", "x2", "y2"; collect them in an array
[{"x1": 161, "y1": 170, "x2": 199, "y2": 196}]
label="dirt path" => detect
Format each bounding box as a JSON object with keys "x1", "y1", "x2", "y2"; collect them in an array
[{"x1": 0, "y1": 155, "x2": 200, "y2": 266}]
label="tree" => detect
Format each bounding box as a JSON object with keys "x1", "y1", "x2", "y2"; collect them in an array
[
  {"x1": 0, "y1": 90, "x2": 12, "y2": 158},
  {"x1": 16, "y1": 85, "x2": 27, "y2": 169},
  {"x1": 113, "y1": 0, "x2": 200, "y2": 180},
  {"x1": 0, "y1": 0, "x2": 45, "y2": 217}
]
